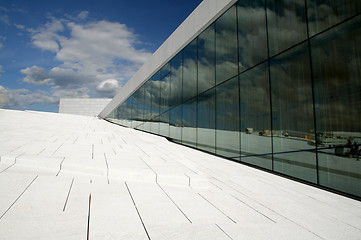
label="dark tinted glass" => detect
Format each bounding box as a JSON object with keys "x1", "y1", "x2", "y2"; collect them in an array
[
  {"x1": 307, "y1": 0, "x2": 361, "y2": 36},
  {"x1": 183, "y1": 39, "x2": 198, "y2": 101},
  {"x1": 143, "y1": 81, "x2": 152, "y2": 122},
  {"x1": 170, "y1": 105, "x2": 182, "y2": 142},
  {"x1": 198, "y1": 24, "x2": 215, "y2": 94},
  {"x1": 239, "y1": 63, "x2": 272, "y2": 169},
  {"x1": 182, "y1": 98, "x2": 197, "y2": 148},
  {"x1": 216, "y1": 76, "x2": 240, "y2": 158},
  {"x1": 160, "y1": 74, "x2": 170, "y2": 114},
  {"x1": 270, "y1": 42, "x2": 317, "y2": 182},
  {"x1": 170, "y1": 52, "x2": 183, "y2": 108},
  {"x1": 267, "y1": 0, "x2": 307, "y2": 56},
  {"x1": 137, "y1": 87, "x2": 146, "y2": 129},
  {"x1": 131, "y1": 91, "x2": 139, "y2": 128},
  {"x1": 237, "y1": 0, "x2": 268, "y2": 72},
  {"x1": 271, "y1": 43, "x2": 315, "y2": 152},
  {"x1": 216, "y1": 5, "x2": 238, "y2": 84},
  {"x1": 311, "y1": 16, "x2": 361, "y2": 196},
  {"x1": 124, "y1": 97, "x2": 133, "y2": 128},
  {"x1": 159, "y1": 111, "x2": 170, "y2": 137},
  {"x1": 197, "y1": 88, "x2": 216, "y2": 153},
  {"x1": 137, "y1": 87, "x2": 145, "y2": 121},
  {"x1": 150, "y1": 72, "x2": 160, "y2": 119}
]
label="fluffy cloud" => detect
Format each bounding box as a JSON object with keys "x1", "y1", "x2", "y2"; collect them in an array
[
  {"x1": 30, "y1": 17, "x2": 65, "y2": 52},
  {"x1": 0, "y1": 85, "x2": 57, "y2": 108},
  {"x1": 19, "y1": 14, "x2": 152, "y2": 107},
  {"x1": 96, "y1": 79, "x2": 119, "y2": 97},
  {"x1": 0, "y1": 86, "x2": 9, "y2": 106},
  {"x1": 51, "y1": 87, "x2": 90, "y2": 99},
  {"x1": 28, "y1": 16, "x2": 151, "y2": 90},
  {"x1": 20, "y1": 65, "x2": 96, "y2": 88},
  {"x1": 14, "y1": 23, "x2": 25, "y2": 29},
  {"x1": 0, "y1": 84, "x2": 92, "y2": 109},
  {"x1": 20, "y1": 66, "x2": 52, "y2": 85}
]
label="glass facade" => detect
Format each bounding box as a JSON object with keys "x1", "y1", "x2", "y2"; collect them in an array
[{"x1": 106, "y1": 0, "x2": 361, "y2": 199}]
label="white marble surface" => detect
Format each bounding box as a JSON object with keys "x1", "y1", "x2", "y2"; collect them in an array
[{"x1": 0, "y1": 109, "x2": 361, "y2": 240}]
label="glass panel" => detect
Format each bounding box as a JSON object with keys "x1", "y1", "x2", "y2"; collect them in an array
[
  {"x1": 239, "y1": 63, "x2": 272, "y2": 169},
  {"x1": 216, "y1": 5, "x2": 238, "y2": 84},
  {"x1": 129, "y1": 92, "x2": 136, "y2": 128},
  {"x1": 307, "y1": 0, "x2": 361, "y2": 36},
  {"x1": 270, "y1": 42, "x2": 317, "y2": 182},
  {"x1": 311, "y1": 16, "x2": 361, "y2": 197},
  {"x1": 274, "y1": 151, "x2": 317, "y2": 182},
  {"x1": 114, "y1": 106, "x2": 121, "y2": 123},
  {"x1": 216, "y1": 76, "x2": 240, "y2": 158},
  {"x1": 198, "y1": 24, "x2": 215, "y2": 94},
  {"x1": 144, "y1": 121, "x2": 151, "y2": 132},
  {"x1": 271, "y1": 43, "x2": 315, "y2": 152},
  {"x1": 143, "y1": 81, "x2": 152, "y2": 132},
  {"x1": 132, "y1": 90, "x2": 141, "y2": 128},
  {"x1": 150, "y1": 72, "x2": 160, "y2": 119},
  {"x1": 124, "y1": 97, "x2": 133, "y2": 128},
  {"x1": 170, "y1": 52, "x2": 183, "y2": 108},
  {"x1": 160, "y1": 74, "x2": 170, "y2": 114},
  {"x1": 242, "y1": 156, "x2": 273, "y2": 169},
  {"x1": 159, "y1": 111, "x2": 170, "y2": 137},
  {"x1": 116, "y1": 105, "x2": 124, "y2": 126},
  {"x1": 114, "y1": 106, "x2": 120, "y2": 119},
  {"x1": 160, "y1": 62, "x2": 170, "y2": 79},
  {"x1": 150, "y1": 115, "x2": 160, "y2": 135},
  {"x1": 237, "y1": 0, "x2": 268, "y2": 72},
  {"x1": 136, "y1": 86, "x2": 145, "y2": 122},
  {"x1": 183, "y1": 39, "x2": 198, "y2": 102},
  {"x1": 182, "y1": 98, "x2": 197, "y2": 148},
  {"x1": 170, "y1": 105, "x2": 182, "y2": 143},
  {"x1": 267, "y1": 0, "x2": 308, "y2": 56},
  {"x1": 197, "y1": 88, "x2": 216, "y2": 153}
]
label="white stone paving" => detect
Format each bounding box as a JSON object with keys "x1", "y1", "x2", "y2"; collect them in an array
[{"x1": 0, "y1": 109, "x2": 361, "y2": 240}]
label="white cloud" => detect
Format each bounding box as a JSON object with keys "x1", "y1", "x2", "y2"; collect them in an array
[
  {"x1": 30, "y1": 17, "x2": 151, "y2": 73},
  {"x1": 0, "y1": 65, "x2": 3, "y2": 77},
  {"x1": 0, "y1": 84, "x2": 92, "y2": 109},
  {"x1": 14, "y1": 23, "x2": 25, "y2": 29},
  {"x1": 96, "y1": 79, "x2": 118, "y2": 91},
  {"x1": 58, "y1": 20, "x2": 150, "y2": 65},
  {"x1": 52, "y1": 87, "x2": 90, "y2": 99},
  {"x1": 96, "y1": 79, "x2": 119, "y2": 97},
  {"x1": 0, "y1": 85, "x2": 9, "y2": 106},
  {"x1": 75, "y1": 11, "x2": 89, "y2": 20},
  {"x1": 20, "y1": 65, "x2": 96, "y2": 88},
  {"x1": 25, "y1": 14, "x2": 152, "y2": 101},
  {"x1": 49, "y1": 67, "x2": 93, "y2": 87},
  {"x1": 20, "y1": 66, "x2": 52, "y2": 85},
  {"x1": 0, "y1": 85, "x2": 57, "y2": 108},
  {"x1": 0, "y1": 14, "x2": 9, "y2": 25},
  {"x1": 29, "y1": 17, "x2": 65, "y2": 52}
]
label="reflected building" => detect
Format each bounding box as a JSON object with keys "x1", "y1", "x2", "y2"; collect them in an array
[{"x1": 99, "y1": 0, "x2": 361, "y2": 199}]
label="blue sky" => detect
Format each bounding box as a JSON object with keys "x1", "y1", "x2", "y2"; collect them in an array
[{"x1": 0, "y1": 0, "x2": 202, "y2": 112}]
